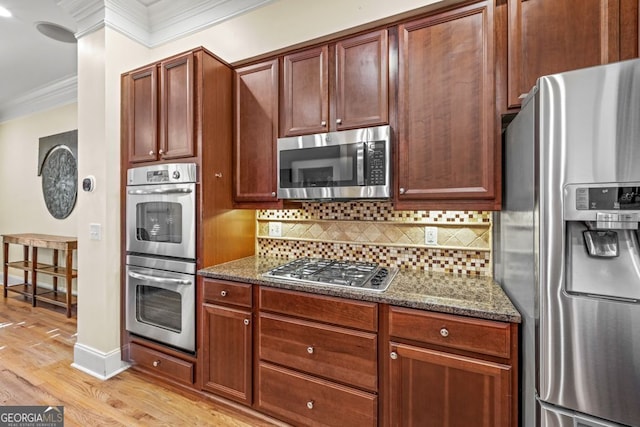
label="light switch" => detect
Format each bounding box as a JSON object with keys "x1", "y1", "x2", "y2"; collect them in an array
[{"x1": 89, "y1": 223, "x2": 101, "y2": 241}]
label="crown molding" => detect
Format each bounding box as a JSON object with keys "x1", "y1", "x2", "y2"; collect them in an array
[
  {"x1": 58, "y1": 0, "x2": 274, "y2": 47},
  {"x1": 0, "y1": 75, "x2": 77, "y2": 124}
]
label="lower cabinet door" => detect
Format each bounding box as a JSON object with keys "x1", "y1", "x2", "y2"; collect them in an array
[
  {"x1": 202, "y1": 304, "x2": 252, "y2": 405},
  {"x1": 258, "y1": 362, "x2": 377, "y2": 426},
  {"x1": 388, "y1": 342, "x2": 511, "y2": 427}
]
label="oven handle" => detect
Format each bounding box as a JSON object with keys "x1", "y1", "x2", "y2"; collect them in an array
[
  {"x1": 128, "y1": 270, "x2": 192, "y2": 286},
  {"x1": 127, "y1": 188, "x2": 193, "y2": 195}
]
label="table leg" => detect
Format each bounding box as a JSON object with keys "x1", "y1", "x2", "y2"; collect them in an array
[
  {"x1": 23, "y1": 245, "x2": 29, "y2": 289},
  {"x1": 52, "y1": 249, "x2": 59, "y2": 294},
  {"x1": 2, "y1": 242, "x2": 7, "y2": 298},
  {"x1": 32, "y1": 247, "x2": 38, "y2": 307},
  {"x1": 65, "y1": 248, "x2": 73, "y2": 318}
]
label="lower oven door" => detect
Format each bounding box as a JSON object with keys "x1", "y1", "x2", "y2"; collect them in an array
[{"x1": 125, "y1": 258, "x2": 195, "y2": 353}]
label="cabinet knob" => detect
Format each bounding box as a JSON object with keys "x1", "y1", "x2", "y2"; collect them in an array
[
  {"x1": 244, "y1": 319, "x2": 250, "y2": 326},
  {"x1": 214, "y1": 172, "x2": 223, "y2": 178},
  {"x1": 158, "y1": 149, "x2": 164, "y2": 155},
  {"x1": 220, "y1": 290, "x2": 227, "y2": 297},
  {"x1": 336, "y1": 118, "x2": 342, "y2": 125},
  {"x1": 399, "y1": 187, "x2": 405, "y2": 194},
  {"x1": 149, "y1": 150, "x2": 154, "y2": 156},
  {"x1": 440, "y1": 328, "x2": 449, "y2": 337},
  {"x1": 321, "y1": 120, "x2": 326, "y2": 126},
  {"x1": 152, "y1": 360, "x2": 161, "y2": 367},
  {"x1": 271, "y1": 192, "x2": 276, "y2": 197},
  {"x1": 307, "y1": 401, "x2": 314, "y2": 410},
  {"x1": 390, "y1": 351, "x2": 398, "y2": 360},
  {"x1": 307, "y1": 346, "x2": 314, "y2": 354}
]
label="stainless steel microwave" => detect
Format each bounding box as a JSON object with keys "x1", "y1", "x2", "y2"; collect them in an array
[{"x1": 277, "y1": 125, "x2": 391, "y2": 200}]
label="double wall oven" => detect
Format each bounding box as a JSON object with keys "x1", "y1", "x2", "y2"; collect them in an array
[{"x1": 125, "y1": 163, "x2": 197, "y2": 353}]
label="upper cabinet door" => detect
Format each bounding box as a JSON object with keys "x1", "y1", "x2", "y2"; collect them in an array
[
  {"x1": 234, "y1": 60, "x2": 280, "y2": 205},
  {"x1": 159, "y1": 52, "x2": 195, "y2": 159},
  {"x1": 507, "y1": 0, "x2": 639, "y2": 108},
  {"x1": 280, "y1": 29, "x2": 389, "y2": 136},
  {"x1": 397, "y1": 1, "x2": 498, "y2": 210},
  {"x1": 126, "y1": 65, "x2": 158, "y2": 163},
  {"x1": 335, "y1": 29, "x2": 389, "y2": 131},
  {"x1": 281, "y1": 46, "x2": 329, "y2": 136}
]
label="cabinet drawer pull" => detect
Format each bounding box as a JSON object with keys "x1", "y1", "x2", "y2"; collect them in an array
[
  {"x1": 220, "y1": 290, "x2": 227, "y2": 297},
  {"x1": 152, "y1": 360, "x2": 161, "y2": 367},
  {"x1": 244, "y1": 318, "x2": 250, "y2": 326},
  {"x1": 214, "y1": 172, "x2": 223, "y2": 178},
  {"x1": 271, "y1": 192, "x2": 276, "y2": 197},
  {"x1": 390, "y1": 351, "x2": 398, "y2": 360},
  {"x1": 336, "y1": 118, "x2": 342, "y2": 125},
  {"x1": 440, "y1": 328, "x2": 449, "y2": 337},
  {"x1": 321, "y1": 120, "x2": 326, "y2": 126},
  {"x1": 399, "y1": 187, "x2": 405, "y2": 194},
  {"x1": 148, "y1": 150, "x2": 154, "y2": 156},
  {"x1": 158, "y1": 149, "x2": 164, "y2": 155},
  {"x1": 307, "y1": 400, "x2": 314, "y2": 409},
  {"x1": 307, "y1": 346, "x2": 314, "y2": 354}
]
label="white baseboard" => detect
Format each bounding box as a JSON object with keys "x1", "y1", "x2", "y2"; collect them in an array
[{"x1": 72, "y1": 342, "x2": 130, "y2": 380}]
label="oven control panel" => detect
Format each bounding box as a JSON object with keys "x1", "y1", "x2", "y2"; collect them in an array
[{"x1": 127, "y1": 163, "x2": 197, "y2": 185}]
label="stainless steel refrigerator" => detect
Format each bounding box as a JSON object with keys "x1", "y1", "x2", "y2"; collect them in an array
[{"x1": 494, "y1": 59, "x2": 640, "y2": 427}]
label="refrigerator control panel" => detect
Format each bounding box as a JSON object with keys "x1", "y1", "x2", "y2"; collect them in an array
[
  {"x1": 564, "y1": 183, "x2": 640, "y2": 222},
  {"x1": 576, "y1": 186, "x2": 640, "y2": 210}
]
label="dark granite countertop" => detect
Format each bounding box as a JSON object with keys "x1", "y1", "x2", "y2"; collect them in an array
[{"x1": 198, "y1": 256, "x2": 521, "y2": 323}]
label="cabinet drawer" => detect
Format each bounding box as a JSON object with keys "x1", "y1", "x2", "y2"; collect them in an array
[
  {"x1": 203, "y1": 279, "x2": 252, "y2": 308},
  {"x1": 259, "y1": 313, "x2": 377, "y2": 391},
  {"x1": 389, "y1": 307, "x2": 511, "y2": 358},
  {"x1": 259, "y1": 287, "x2": 377, "y2": 332},
  {"x1": 258, "y1": 362, "x2": 377, "y2": 427},
  {"x1": 129, "y1": 343, "x2": 194, "y2": 385}
]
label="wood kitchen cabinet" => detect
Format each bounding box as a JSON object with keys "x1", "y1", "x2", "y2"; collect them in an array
[
  {"x1": 384, "y1": 306, "x2": 518, "y2": 427},
  {"x1": 507, "y1": 0, "x2": 639, "y2": 108},
  {"x1": 257, "y1": 287, "x2": 379, "y2": 426},
  {"x1": 281, "y1": 29, "x2": 388, "y2": 136},
  {"x1": 395, "y1": 1, "x2": 500, "y2": 210},
  {"x1": 122, "y1": 51, "x2": 196, "y2": 164},
  {"x1": 201, "y1": 279, "x2": 253, "y2": 405},
  {"x1": 233, "y1": 59, "x2": 282, "y2": 207}
]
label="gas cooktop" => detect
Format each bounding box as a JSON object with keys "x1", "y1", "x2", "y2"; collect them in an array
[{"x1": 262, "y1": 258, "x2": 397, "y2": 292}]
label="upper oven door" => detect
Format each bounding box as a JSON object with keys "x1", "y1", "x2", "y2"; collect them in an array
[{"x1": 126, "y1": 182, "x2": 196, "y2": 260}]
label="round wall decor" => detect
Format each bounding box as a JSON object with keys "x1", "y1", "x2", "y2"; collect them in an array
[{"x1": 41, "y1": 145, "x2": 78, "y2": 219}]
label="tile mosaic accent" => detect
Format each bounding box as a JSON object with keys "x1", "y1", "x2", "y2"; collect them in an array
[
  {"x1": 257, "y1": 239, "x2": 491, "y2": 276},
  {"x1": 256, "y1": 201, "x2": 494, "y2": 276},
  {"x1": 258, "y1": 201, "x2": 491, "y2": 223}
]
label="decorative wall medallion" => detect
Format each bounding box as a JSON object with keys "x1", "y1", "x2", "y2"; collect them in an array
[
  {"x1": 38, "y1": 130, "x2": 78, "y2": 220},
  {"x1": 41, "y1": 145, "x2": 78, "y2": 219}
]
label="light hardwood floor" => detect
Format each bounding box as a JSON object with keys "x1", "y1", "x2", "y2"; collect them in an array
[{"x1": 0, "y1": 295, "x2": 281, "y2": 426}]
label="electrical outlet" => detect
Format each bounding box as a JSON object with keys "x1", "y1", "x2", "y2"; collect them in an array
[
  {"x1": 89, "y1": 223, "x2": 102, "y2": 241},
  {"x1": 425, "y1": 226, "x2": 438, "y2": 245},
  {"x1": 268, "y1": 221, "x2": 282, "y2": 237}
]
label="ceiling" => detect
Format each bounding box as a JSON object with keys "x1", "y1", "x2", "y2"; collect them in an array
[
  {"x1": 0, "y1": 0, "x2": 274, "y2": 122},
  {"x1": 0, "y1": 0, "x2": 78, "y2": 121}
]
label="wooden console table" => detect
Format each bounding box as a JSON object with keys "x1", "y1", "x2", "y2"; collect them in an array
[{"x1": 2, "y1": 233, "x2": 77, "y2": 317}]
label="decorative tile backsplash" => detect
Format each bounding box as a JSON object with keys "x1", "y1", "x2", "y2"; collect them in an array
[{"x1": 256, "y1": 202, "x2": 493, "y2": 276}]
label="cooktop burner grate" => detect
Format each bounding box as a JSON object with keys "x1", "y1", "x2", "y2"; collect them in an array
[{"x1": 262, "y1": 258, "x2": 397, "y2": 292}]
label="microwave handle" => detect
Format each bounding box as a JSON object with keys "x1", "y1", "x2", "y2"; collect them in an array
[
  {"x1": 128, "y1": 270, "x2": 192, "y2": 286},
  {"x1": 357, "y1": 142, "x2": 365, "y2": 186},
  {"x1": 127, "y1": 188, "x2": 193, "y2": 195}
]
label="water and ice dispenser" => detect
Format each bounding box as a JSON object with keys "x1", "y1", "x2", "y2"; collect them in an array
[{"x1": 564, "y1": 184, "x2": 640, "y2": 302}]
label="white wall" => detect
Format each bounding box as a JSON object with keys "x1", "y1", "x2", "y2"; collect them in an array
[{"x1": 0, "y1": 103, "x2": 78, "y2": 282}]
